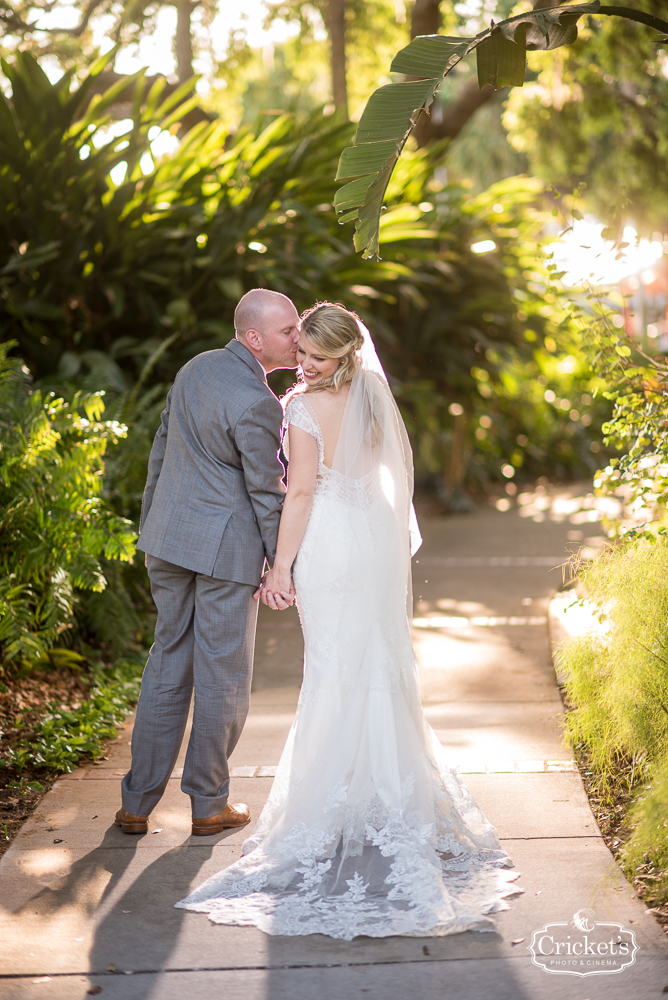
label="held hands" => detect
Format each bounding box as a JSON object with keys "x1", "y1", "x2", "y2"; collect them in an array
[{"x1": 253, "y1": 566, "x2": 295, "y2": 611}]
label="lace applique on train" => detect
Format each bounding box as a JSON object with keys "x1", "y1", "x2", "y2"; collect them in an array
[{"x1": 178, "y1": 748, "x2": 521, "y2": 939}]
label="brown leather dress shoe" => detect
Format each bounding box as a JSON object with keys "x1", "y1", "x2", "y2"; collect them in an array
[
  {"x1": 115, "y1": 808, "x2": 149, "y2": 834},
  {"x1": 191, "y1": 802, "x2": 250, "y2": 836}
]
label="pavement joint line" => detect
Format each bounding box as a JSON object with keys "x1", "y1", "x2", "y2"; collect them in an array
[
  {"x1": 498, "y1": 834, "x2": 602, "y2": 840},
  {"x1": 415, "y1": 556, "x2": 566, "y2": 567},
  {"x1": 412, "y1": 616, "x2": 547, "y2": 627},
  {"x1": 2, "y1": 834, "x2": 604, "y2": 857},
  {"x1": 63, "y1": 762, "x2": 579, "y2": 779},
  {"x1": 0, "y1": 955, "x2": 560, "y2": 979}
]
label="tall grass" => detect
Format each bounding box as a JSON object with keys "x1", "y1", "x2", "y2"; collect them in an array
[{"x1": 561, "y1": 538, "x2": 668, "y2": 899}]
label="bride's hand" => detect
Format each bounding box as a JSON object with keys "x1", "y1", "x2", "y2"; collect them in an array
[{"x1": 263, "y1": 565, "x2": 294, "y2": 610}]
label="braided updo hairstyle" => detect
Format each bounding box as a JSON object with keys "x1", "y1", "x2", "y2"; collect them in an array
[{"x1": 299, "y1": 302, "x2": 365, "y2": 394}]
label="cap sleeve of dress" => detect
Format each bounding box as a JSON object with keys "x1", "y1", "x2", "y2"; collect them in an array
[{"x1": 282, "y1": 395, "x2": 320, "y2": 461}]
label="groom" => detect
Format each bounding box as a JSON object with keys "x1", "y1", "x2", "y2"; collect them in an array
[{"x1": 117, "y1": 289, "x2": 299, "y2": 836}]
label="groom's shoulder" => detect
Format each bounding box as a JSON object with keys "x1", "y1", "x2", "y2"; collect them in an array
[
  {"x1": 175, "y1": 348, "x2": 277, "y2": 423},
  {"x1": 178, "y1": 348, "x2": 229, "y2": 380},
  {"x1": 178, "y1": 348, "x2": 258, "y2": 391}
]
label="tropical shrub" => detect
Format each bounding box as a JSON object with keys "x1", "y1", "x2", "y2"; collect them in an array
[
  {"x1": 380, "y1": 173, "x2": 610, "y2": 492},
  {"x1": 562, "y1": 540, "x2": 668, "y2": 787},
  {"x1": 0, "y1": 51, "x2": 222, "y2": 382},
  {"x1": 0, "y1": 342, "x2": 137, "y2": 674},
  {"x1": 625, "y1": 752, "x2": 668, "y2": 907}
]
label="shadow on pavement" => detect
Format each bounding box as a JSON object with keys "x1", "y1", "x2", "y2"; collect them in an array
[{"x1": 87, "y1": 833, "x2": 216, "y2": 994}]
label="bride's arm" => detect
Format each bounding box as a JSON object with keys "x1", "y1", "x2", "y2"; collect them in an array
[{"x1": 263, "y1": 424, "x2": 318, "y2": 603}]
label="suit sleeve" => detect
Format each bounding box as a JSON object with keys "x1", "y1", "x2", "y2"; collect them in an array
[
  {"x1": 234, "y1": 393, "x2": 286, "y2": 566},
  {"x1": 139, "y1": 388, "x2": 172, "y2": 531}
]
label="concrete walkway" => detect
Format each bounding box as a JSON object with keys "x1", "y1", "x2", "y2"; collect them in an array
[{"x1": 1, "y1": 490, "x2": 667, "y2": 999}]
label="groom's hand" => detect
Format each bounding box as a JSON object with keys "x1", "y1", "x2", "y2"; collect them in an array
[{"x1": 253, "y1": 573, "x2": 267, "y2": 601}]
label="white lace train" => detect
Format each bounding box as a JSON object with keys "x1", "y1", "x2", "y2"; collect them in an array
[{"x1": 176, "y1": 393, "x2": 522, "y2": 939}]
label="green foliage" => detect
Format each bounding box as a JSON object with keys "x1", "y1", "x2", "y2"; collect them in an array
[
  {"x1": 624, "y1": 751, "x2": 668, "y2": 904},
  {"x1": 560, "y1": 538, "x2": 668, "y2": 901},
  {"x1": 0, "y1": 2, "x2": 218, "y2": 73},
  {"x1": 0, "y1": 342, "x2": 136, "y2": 672},
  {"x1": 562, "y1": 539, "x2": 668, "y2": 788},
  {"x1": 564, "y1": 282, "x2": 668, "y2": 532},
  {"x1": 223, "y1": 0, "x2": 411, "y2": 123},
  {"x1": 0, "y1": 51, "x2": 606, "y2": 504},
  {"x1": 0, "y1": 50, "x2": 207, "y2": 381},
  {"x1": 443, "y1": 96, "x2": 527, "y2": 195},
  {"x1": 504, "y1": 0, "x2": 668, "y2": 235},
  {"x1": 333, "y1": 1, "x2": 668, "y2": 257},
  {"x1": 467, "y1": 334, "x2": 607, "y2": 485},
  {"x1": 2, "y1": 652, "x2": 144, "y2": 774},
  {"x1": 364, "y1": 171, "x2": 609, "y2": 488}
]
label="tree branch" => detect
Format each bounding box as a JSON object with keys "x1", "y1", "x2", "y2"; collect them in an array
[
  {"x1": 429, "y1": 79, "x2": 496, "y2": 141},
  {"x1": 598, "y1": 5, "x2": 668, "y2": 34},
  {"x1": 30, "y1": 0, "x2": 108, "y2": 37}
]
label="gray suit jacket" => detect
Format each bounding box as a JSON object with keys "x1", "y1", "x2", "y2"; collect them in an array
[{"x1": 136, "y1": 339, "x2": 285, "y2": 585}]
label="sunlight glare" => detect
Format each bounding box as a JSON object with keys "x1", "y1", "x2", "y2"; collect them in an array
[
  {"x1": 547, "y1": 217, "x2": 664, "y2": 287},
  {"x1": 380, "y1": 465, "x2": 395, "y2": 506},
  {"x1": 151, "y1": 130, "x2": 180, "y2": 159},
  {"x1": 91, "y1": 119, "x2": 133, "y2": 149},
  {"x1": 109, "y1": 162, "x2": 127, "y2": 186},
  {"x1": 472, "y1": 240, "x2": 496, "y2": 254}
]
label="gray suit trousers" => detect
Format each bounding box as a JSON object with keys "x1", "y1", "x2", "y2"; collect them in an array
[{"x1": 121, "y1": 555, "x2": 258, "y2": 819}]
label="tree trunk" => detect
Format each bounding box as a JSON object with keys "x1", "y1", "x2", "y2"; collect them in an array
[
  {"x1": 410, "y1": 0, "x2": 441, "y2": 39},
  {"x1": 443, "y1": 410, "x2": 473, "y2": 512},
  {"x1": 175, "y1": 0, "x2": 195, "y2": 83},
  {"x1": 328, "y1": 0, "x2": 348, "y2": 116},
  {"x1": 413, "y1": 0, "x2": 568, "y2": 145},
  {"x1": 447, "y1": 410, "x2": 466, "y2": 490}
]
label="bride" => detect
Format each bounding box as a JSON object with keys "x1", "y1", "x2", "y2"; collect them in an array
[{"x1": 176, "y1": 303, "x2": 521, "y2": 939}]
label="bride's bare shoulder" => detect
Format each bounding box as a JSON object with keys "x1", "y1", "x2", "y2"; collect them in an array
[
  {"x1": 307, "y1": 386, "x2": 348, "y2": 425},
  {"x1": 307, "y1": 384, "x2": 350, "y2": 412}
]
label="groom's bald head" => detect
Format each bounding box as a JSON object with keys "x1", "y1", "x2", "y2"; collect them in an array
[
  {"x1": 234, "y1": 289, "x2": 293, "y2": 340},
  {"x1": 234, "y1": 288, "x2": 299, "y2": 372}
]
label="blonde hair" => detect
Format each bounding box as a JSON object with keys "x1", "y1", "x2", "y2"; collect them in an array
[{"x1": 299, "y1": 302, "x2": 364, "y2": 394}]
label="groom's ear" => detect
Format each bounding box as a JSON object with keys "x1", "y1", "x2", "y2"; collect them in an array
[{"x1": 244, "y1": 328, "x2": 262, "y2": 351}]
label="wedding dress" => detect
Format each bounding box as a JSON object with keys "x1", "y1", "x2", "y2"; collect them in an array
[{"x1": 176, "y1": 326, "x2": 521, "y2": 939}]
